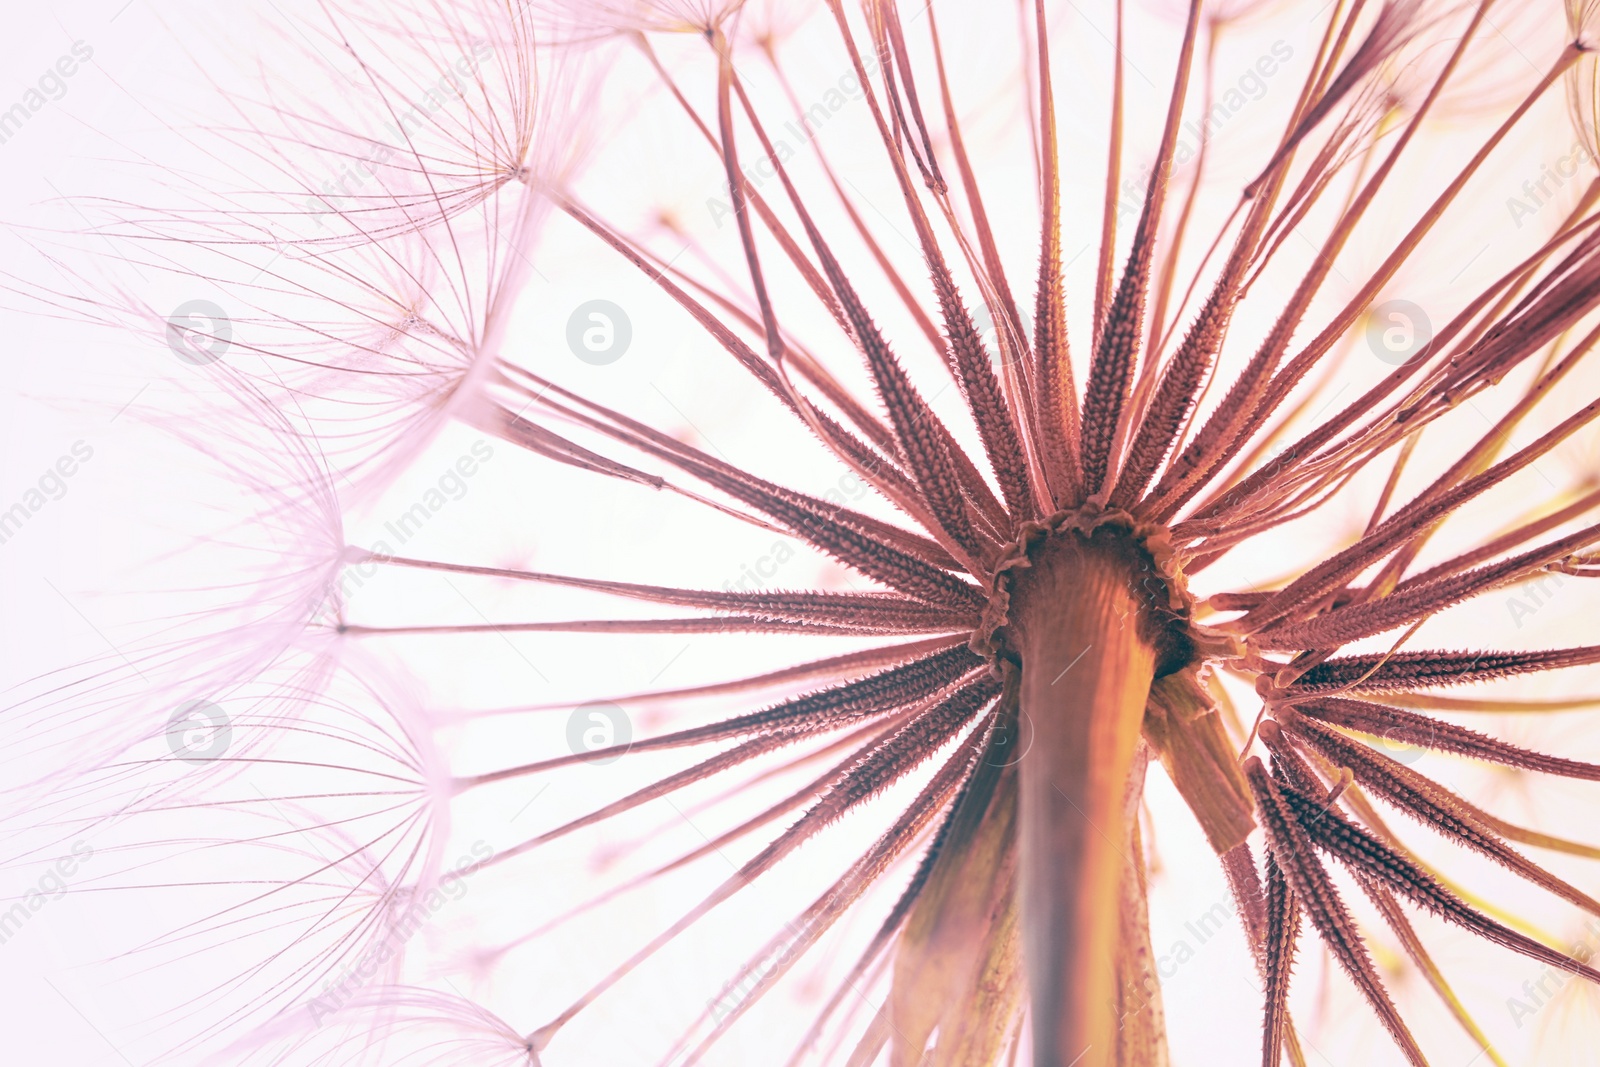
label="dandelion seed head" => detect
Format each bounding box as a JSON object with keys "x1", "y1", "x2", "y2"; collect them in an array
[{"x1": 14, "y1": 0, "x2": 1600, "y2": 1062}]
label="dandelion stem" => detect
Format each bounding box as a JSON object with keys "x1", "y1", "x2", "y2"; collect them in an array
[{"x1": 1009, "y1": 525, "x2": 1165, "y2": 1066}]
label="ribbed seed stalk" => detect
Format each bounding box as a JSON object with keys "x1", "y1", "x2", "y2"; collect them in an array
[{"x1": 1009, "y1": 525, "x2": 1166, "y2": 1067}]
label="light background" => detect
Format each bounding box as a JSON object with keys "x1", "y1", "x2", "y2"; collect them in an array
[{"x1": 3, "y1": 0, "x2": 1600, "y2": 1064}]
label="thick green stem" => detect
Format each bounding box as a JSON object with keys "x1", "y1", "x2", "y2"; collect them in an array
[{"x1": 1010, "y1": 526, "x2": 1162, "y2": 1067}]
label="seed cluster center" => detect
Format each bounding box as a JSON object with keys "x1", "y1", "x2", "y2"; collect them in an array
[{"x1": 971, "y1": 505, "x2": 1197, "y2": 678}]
